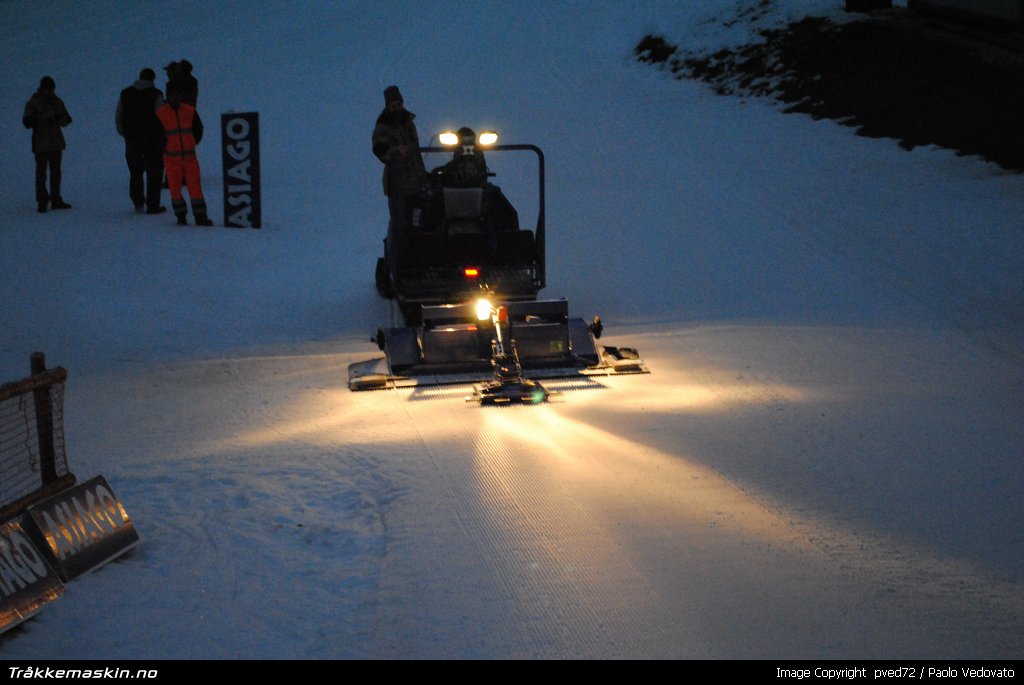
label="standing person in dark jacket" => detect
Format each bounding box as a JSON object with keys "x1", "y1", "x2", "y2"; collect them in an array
[
  {"x1": 116, "y1": 68, "x2": 166, "y2": 214},
  {"x1": 372, "y1": 85, "x2": 426, "y2": 232},
  {"x1": 22, "y1": 76, "x2": 72, "y2": 213},
  {"x1": 156, "y1": 91, "x2": 212, "y2": 226}
]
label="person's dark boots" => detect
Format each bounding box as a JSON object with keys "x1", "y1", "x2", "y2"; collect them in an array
[
  {"x1": 37, "y1": 202, "x2": 48, "y2": 213},
  {"x1": 51, "y1": 200, "x2": 71, "y2": 210},
  {"x1": 176, "y1": 213, "x2": 188, "y2": 226},
  {"x1": 146, "y1": 206, "x2": 167, "y2": 215},
  {"x1": 190, "y1": 198, "x2": 212, "y2": 226}
]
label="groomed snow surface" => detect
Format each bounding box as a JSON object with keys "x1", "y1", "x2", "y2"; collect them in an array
[{"x1": 1, "y1": 0, "x2": 1021, "y2": 660}]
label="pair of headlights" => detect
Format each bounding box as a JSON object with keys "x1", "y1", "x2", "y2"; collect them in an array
[{"x1": 439, "y1": 130, "x2": 498, "y2": 147}]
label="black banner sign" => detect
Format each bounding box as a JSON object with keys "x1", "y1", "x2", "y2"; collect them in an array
[
  {"x1": 25, "y1": 475, "x2": 140, "y2": 582},
  {"x1": 0, "y1": 516, "x2": 64, "y2": 634},
  {"x1": 221, "y1": 112, "x2": 262, "y2": 228}
]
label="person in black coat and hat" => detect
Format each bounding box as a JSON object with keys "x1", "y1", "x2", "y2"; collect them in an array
[
  {"x1": 372, "y1": 85, "x2": 426, "y2": 232},
  {"x1": 23, "y1": 76, "x2": 72, "y2": 213}
]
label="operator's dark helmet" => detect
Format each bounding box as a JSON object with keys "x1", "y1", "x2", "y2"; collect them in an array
[{"x1": 457, "y1": 127, "x2": 476, "y2": 145}]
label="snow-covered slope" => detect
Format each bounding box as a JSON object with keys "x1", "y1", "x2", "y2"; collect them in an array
[{"x1": 1, "y1": 0, "x2": 1021, "y2": 659}]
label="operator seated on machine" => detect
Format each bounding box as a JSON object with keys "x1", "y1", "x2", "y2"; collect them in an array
[
  {"x1": 419, "y1": 127, "x2": 518, "y2": 241},
  {"x1": 435, "y1": 127, "x2": 490, "y2": 189}
]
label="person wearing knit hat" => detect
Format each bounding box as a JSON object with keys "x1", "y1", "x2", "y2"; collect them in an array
[
  {"x1": 372, "y1": 85, "x2": 426, "y2": 232},
  {"x1": 22, "y1": 76, "x2": 73, "y2": 213}
]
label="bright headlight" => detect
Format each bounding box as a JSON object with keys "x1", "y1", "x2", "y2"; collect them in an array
[
  {"x1": 478, "y1": 131, "x2": 498, "y2": 146},
  {"x1": 475, "y1": 298, "x2": 492, "y2": 321},
  {"x1": 438, "y1": 131, "x2": 459, "y2": 146}
]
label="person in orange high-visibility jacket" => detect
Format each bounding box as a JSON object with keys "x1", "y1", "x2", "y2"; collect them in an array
[{"x1": 156, "y1": 92, "x2": 212, "y2": 226}]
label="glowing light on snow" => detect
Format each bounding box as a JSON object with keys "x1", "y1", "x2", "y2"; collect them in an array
[
  {"x1": 471, "y1": 405, "x2": 818, "y2": 546},
  {"x1": 621, "y1": 381, "x2": 811, "y2": 413},
  {"x1": 198, "y1": 342, "x2": 819, "y2": 464}
]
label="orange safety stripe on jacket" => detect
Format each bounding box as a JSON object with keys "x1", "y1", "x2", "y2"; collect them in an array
[{"x1": 157, "y1": 103, "x2": 198, "y2": 158}]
